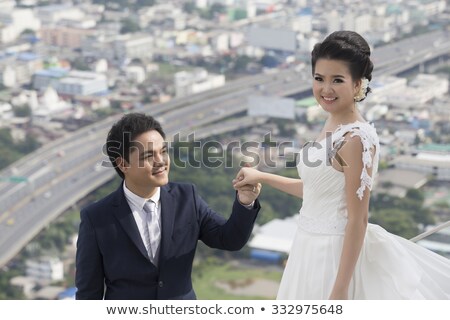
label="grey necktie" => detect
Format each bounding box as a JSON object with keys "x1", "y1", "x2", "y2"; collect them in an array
[{"x1": 142, "y1": 201, "x2": 161, "y2": 265}]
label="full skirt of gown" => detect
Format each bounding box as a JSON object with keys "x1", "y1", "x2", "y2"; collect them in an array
[{"x1": 277, "y1": 223, "x2": 450, "y2": 299}]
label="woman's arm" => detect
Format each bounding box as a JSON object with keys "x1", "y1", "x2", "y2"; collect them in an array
[
  {"x1": 233, "y1": 167, "x2": 303, "y2": 198},
  {"x1": 329, "y1": 135, "x2": 372, "y2": 299}
]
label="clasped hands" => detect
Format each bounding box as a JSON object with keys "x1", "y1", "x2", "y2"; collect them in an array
[{"x1": 232, "y1": 166, "x2": 262, "y2": 206}]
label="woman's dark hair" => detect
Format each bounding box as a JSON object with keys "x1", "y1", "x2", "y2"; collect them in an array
[
  {"x1": 106, "y1": 113, "x2": 166, "y2": 179},
  {"x1": 311, "y1": 30, "x2": 373, "y2": 101}
]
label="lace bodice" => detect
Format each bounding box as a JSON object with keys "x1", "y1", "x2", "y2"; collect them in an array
[{"x1": 296, "y1": 121, "x2": 380, "y2": 235}]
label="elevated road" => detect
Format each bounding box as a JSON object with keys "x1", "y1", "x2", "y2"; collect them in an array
[{"x1": 0, "y1": 30, "x2": 449, "y2": 267}]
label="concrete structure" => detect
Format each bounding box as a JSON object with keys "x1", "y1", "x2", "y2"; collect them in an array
[
  {"x1": 57, "y1": 71, "x2": 108, "y2": 96},
  {"x1": 247, "y1": 26, "x2": 297, "y2": 52},
  {"x1": 25, "y1": 257, "x2": 64, "y2": 282},
  {"x1": 325, "y1": 10, "x2": 341, "y2": 33},
  {"x1": 113, "y1": 34, "x2": 154, "y2": 64},
  {"x1": 41, "y1": 26, "x2": 95, "y2": 49},
  {"x1": 0, "y1": 8, "x2": 41, "y2": 43},
  {"x1": 34, "y1": 286, "x2": 66, "y2": 300},
  {"x1": 293, "y1": 8, "x2": 312, "y2": 34},
  {"x1": 137, "y1": 3, "x2": 185, "y2": 29},
  {"x1": 82, "y1": 33, "x2": 153, "y2": 65},
  {"x1": 385, "y1": 74, "x2": 448, "y2": 108},
  {"x1": 174, "y1": 68, "x2": 225, "y2": 97},
  {"x1": 375, "y1": 169, "x2": 428, "y2": 198},
  {"x1": 33, "y1": 68, "x2": 108, "y2": 96},
  {"x1": 0, "y1": 65, "x2": 15, "y2": 87},
  {"x1": 36, "y1": 4, "x2": 85, "y2": 24},
  {"x1": 394, "y1": 151, "x2": 450, "y2": 181},
  {"x1": 370, "y1": 76, "x2": 408, "y2": 103},
  {"x1": 32, "y1": 67, "x2": 69, "y2": 91},
  {"x1": 9, "y1": 276, "x2": 36, "y2": 298},
  {"x1": 249, "y1": 216, "x2": 298, "y2": 254},
  {"x1": 248, "y1": 95, "x2": 295, "y2": 120},
  {"x1": 411, "y1": 0, "x2": 447, "y2": 17},
  {"x1": 0, "y1": 102, "x2": 13, "y2": 126},
  {"x1": 125, "y1": 65, "x2": 146, "y2": 84}
]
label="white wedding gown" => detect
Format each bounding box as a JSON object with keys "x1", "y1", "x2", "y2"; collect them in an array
[{"x1": 277, "y1": 121, "x2": 450, "y2": 299}]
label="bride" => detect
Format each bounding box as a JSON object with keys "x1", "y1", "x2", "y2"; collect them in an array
[{"x1": 233, "y1": 30, "x2": 450, "y2": 299}]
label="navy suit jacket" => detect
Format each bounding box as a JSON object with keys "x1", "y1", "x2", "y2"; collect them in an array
[{"x1": 75, "y1": 182, "x2": 260, "y2": 300}]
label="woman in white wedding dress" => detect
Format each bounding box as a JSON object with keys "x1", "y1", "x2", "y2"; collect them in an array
[{"x1": 233, "y1": 31, "x2": 450, "y2": 299}]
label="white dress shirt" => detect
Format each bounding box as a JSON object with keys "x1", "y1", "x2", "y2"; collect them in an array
[{"x1": 123, "y1": 183, "x2": 161, "y2": 256}]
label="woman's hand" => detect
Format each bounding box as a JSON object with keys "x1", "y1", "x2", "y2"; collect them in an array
[{"x1": 232, "y1": 167, "x2": 264, "y2": 189}]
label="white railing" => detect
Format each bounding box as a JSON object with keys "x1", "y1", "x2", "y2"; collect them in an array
[{"x1": 410, "y1": 220, "x2": 450, "y2": 243}]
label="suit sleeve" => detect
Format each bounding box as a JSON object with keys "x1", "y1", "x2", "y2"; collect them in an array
[
  {"x1": 193, "y1": 184, "x2": 260, "y2": 251},
  {"x1": 75, "y1": 208, "x2": 105, "y2": 299}
]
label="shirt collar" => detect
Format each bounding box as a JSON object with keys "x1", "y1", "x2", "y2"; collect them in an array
[{"x1": 123, "y1": 182, "x2": 160, "y2": 211}]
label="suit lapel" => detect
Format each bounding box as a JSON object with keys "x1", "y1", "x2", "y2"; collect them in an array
[
  {"x1": 159, "y1": 184, "x2": 176, "y2": 263},
  {"x1": 112, "y1": 184, "x2": 149, "y2": 260}
]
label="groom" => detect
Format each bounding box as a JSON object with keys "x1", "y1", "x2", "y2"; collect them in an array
[{"x1": 75, "y1": 113, "x2": 261, "y2": 299}]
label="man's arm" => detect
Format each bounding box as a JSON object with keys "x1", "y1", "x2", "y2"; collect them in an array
[
  {"x1": 75, "y1": 209, "x2": 105, "y2": 300},
  {"x1": 193, "y1": 184, "x2": 260, "y2": 251}
]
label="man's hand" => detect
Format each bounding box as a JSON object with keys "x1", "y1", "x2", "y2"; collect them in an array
[{"x1": 236, "y1": 183, "x2": 262, "y2": 206}]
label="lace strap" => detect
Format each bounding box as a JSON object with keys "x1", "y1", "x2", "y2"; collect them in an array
[{"x1": 331, "y1": 123, "x2": 379, "y2": 200}]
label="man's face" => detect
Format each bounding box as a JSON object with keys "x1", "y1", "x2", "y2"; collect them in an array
[{"x1": 119, "y1": 130, "x2": 170, "y2": 194}]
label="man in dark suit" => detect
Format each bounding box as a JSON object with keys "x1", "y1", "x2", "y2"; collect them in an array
[{"x1": 75, "y1": 113, "x2": 261, "y2": 299}]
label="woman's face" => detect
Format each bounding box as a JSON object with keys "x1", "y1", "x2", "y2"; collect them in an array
[{"x1": 312, "y1": 58, "x2": 361, "y2": 115}]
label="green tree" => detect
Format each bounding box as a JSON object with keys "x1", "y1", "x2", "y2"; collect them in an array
[
  {"x1": 137, "y1": 0, "x2": 155, "y2": 7},
  {"x1": 405, "y1": 189, "x2": 425, "y2": 203},
  {"x1": 0, "y1": 269, "x2": 25, "y2": 299},
  {"x1": 232, "y1": 8, "x2": 247, "y2": 20},
  {"x1": 71, "y1": 57, "x2": 90, "y2": 71},
  {"x1": 0, "y1": 128, "x2": 41, "y2": 170},
  {"x1": 256, "y1": 199, "x2": 278, "y2": 225},
  {"x1": 94, "y1": 0, "x2": 154, "y2": 10},
  {"x1": 13, "y1": 105, "x2": 31, "y2": 117},
  {"x1": 404, "y1": 189, "x2": 435, "y2": 226},
  {"x1": 17, "y1": 135, "x2": 40, "y2": 154},
  {"x1": 182, "y1": 1, "x2": 196, "y2": 14},
  {"x1": 120, "y1": 18, "x2": 141, "y2": 34},
  {"x1": 20, "y1": 28, "x2": 35, "y2": 36},
  {"x1": 233, "y1": 55, "x2": 252, "y2": 73},
  {"x1": 370, "y1": 209, "x2": 419, "y2": 239},
  {"x1": 200, "y1": 3, "x2": 226, "y2": 20},
  {"x1": 210, "y1": 3, "x2": 226, "y2": 14},
  {"x1": 260, "y1": 55, "x2": 279, "y2": 68},
  {"x1": 371, "y1": 190, "x2": 435, "y2": 227}
]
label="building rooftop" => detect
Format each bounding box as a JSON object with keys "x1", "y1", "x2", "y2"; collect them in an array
[
  {"x1": 34, "y1": 286, "x2": 66, "y2": 300},
  {"x1": 249, "y1": 216, "x2": 298, "y2": 254},
  {"x1": 395, "y1": 153, "x2": 450, "y2": 169},
  {"x1": 57, "y1": 287, "x2": 76, "y2": 300},
  {"x1": 377, "y1": 169, "x2": 428, "y2": 190},
  {"x1": 418, "y1": 144, "x2": 450, "y2": 154},
  {"x1": 296, "y1": 96, "x2": 317, "y2": 108},
  {"x1": 17, "y1": 52, "x2": 40, "y2": 61},
  {"x1": 35, "y1": 68, "x2": 69, "y2": 78}
]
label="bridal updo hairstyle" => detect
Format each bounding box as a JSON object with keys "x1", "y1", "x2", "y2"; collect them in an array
[{"x1": 311, "y1": 30, "x2": 374, "y2": 102}]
